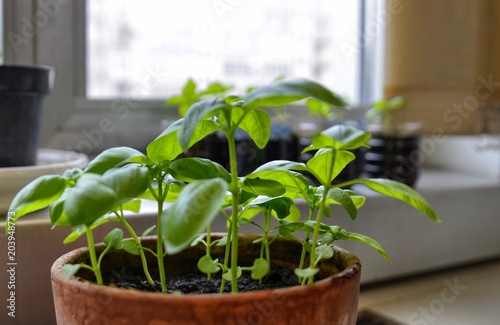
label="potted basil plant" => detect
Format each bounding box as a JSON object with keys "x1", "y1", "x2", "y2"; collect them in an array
[{"x1": 7, "y1": 78, "x2": 439, "y2": 325}]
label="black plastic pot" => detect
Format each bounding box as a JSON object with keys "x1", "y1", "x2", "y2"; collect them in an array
[
  {"x1": 0, "y1": 65, "x2": 55, "y2": 167},
  {"x1": 236, "y1": 124, "x2": 299, "y2": 176},
  {"x1": 180, "y1": 126, "x2": 299, "y2": 176},
  {"x1": 363, "y1": 122, "x2": 422, "y2": 187}
]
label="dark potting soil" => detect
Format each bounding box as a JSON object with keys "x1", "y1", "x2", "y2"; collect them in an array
[{"x1": 104, "y1": 267, "x2": 299, "y2": 294}]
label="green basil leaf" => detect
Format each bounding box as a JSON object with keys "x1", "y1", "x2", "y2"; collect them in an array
[
  {"x1": 294, "y1": 267, "x2": 319, "y2": 278},
  {"x1": 85, "y1": 147, "x2": 151, "y2": 174},
  {"x1": 179, "y1": 98, "x2": 228, "y2": 151},
  {"x1": 201, "y1": 82, "x2": 233, "y2": 96},
  {"x1": 215, "y1": 235, "x2": 228, "y2": 246},
  {"x1": 8, "y1": 175, "x2": 67, "y2": 221},
  {"x1": 142, "y1": 225, "x2": 156, "y2": 237},
  {"x1": 339, "y1": 189, "x2": 366, "y2": 209},
  {"x1": 190, "y1": 234, "x2": 206, "y2": 247},
  {"x1": 241, "y1": 178, "x2": 286, "y2": 197},
  {"x1": 248, "y1": 196, "x2": 293, "y2": 219},
  {"x1": 102, "y1": 165, "x2": 150, "y2": 201},
  {"x1": 387, "y1": 96, "x2": 405, "y2": 110},
  {"x1": 166, "y1": 78, "x2": 197, "y2": 116},
  {"x1": 147, "y1": 119, "x2": 218, "y2": 163},
  {"x1": 62, "y1": 168, "x2": 83, "y2": 180},
  {"x1": 104, "y1": 228, "x2": 124, "y2": 249},
  {"x1": 61, "y1": 264, "x2": 81, "y2": 278},
  {"x1": 62, "y1": 225, "x2": 86, "y2": 244},
  {"x1": 302, "y1": 133, "x2": 338, "y2": 152},
  {"x1": 316, "y1": 245, "x2": 334, "y2": 260},
  {"x1": 326, "y1": 187, "x2": 358, "y2": 220},
  {"x1": 62, "y1": 217, "x2": 113, "y2": 244},
  {"x1": 237, "y1": 107, "x2": 271, "y2": 149},
  {"x1": 162, "y1": 178, "x2": 228, "y2": 254},
  {"x1": 244, "y1": 77, "x2": 347, "y2": 107},
  {"x1": 307, "y1": 149, "x2": 355, "y2": 185},
  {"x1": 247, "y1": 169, "x2": 309, "y2": 201},
  {"x1": 197, "y1": 255, "x2": 221, "y2": 274},
  {"x1": 278, "y1": 220, "x2": 315, "y2": 239},
  {"x1": 321, "y1": 125, "x2": 371, "y2": 150},
  {"x1": 347, "y1": 178, "x2": 440, "y2": 222},
  {"x1": 239, "y1": 206, "x2": 262, "y2": 223},
  {"x1": 222, "y1": 267, "x2": 242, "y2": 281},
  {"x1": 49, "y1": 192, "x2": 71, "y2": 227},
  {"x1": 122, "y1": 240, "x2": 141, "y2": 255},
  {"x1": 121, "y1": 200, "x2": 142, "y2": 213},
  {"x1": 250, "y1": 258, "x2": 268, "y2": 280},
  {"x1": 169, "y1": 157, "x2": 231, "y2": 183},
  {"x1": 345, "y1": 231, "x2": 390, "y2": 262},
  {"x1": 249, "y1": 160, "x2": 308, "y2": 174},
  {"x1": 64, "y1": 174, "x2": 118, "y2": 226},
  {"x1": 285, "y1": 204, "x2": 301, "y2": 222},
  {"x1": 182, "y1": 78, "x2": 196, "y2": 95}
]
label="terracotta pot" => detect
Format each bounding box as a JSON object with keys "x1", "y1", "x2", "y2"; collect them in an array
[{"x1": 51, "y1": 234, "x2": 361, "y2": 325}]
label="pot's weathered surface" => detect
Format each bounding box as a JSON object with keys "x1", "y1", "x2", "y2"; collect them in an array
[{"x1": 51, "y1": 235, "x2": 361, "y2": 325}]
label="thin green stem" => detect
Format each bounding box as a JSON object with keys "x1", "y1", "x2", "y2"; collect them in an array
[
  {"x1": 97, "y1": 245, "x2": 111, "y2": 270},
  {"x1": 86, "y1": 227, "x2": 103, "y2": 285},
  {"x1": 307, "y1": 185, "x2": 330, "y2": 285},
  {"x1": 206, "y1": 224, "x2": 212, "y2": 281},
  {"x1": 263, "y1": 210, "x2": 271, "y2": 274},
  {"x1": 382, "y1": 111, "x2": 392, "y2": 125},
  {"x1": 298, "y1": 207, "x2": 315, "y2": 281},
  {"x1": 301, "y1": 273, "x2": 308, "y2": 286},
  {"x1": 219, "y1": 223, "x2": 232, "y2": 293},
  {"x1": 117, "y1": 210, "x2": 155, "y2": 288},
  {"x1": 334, "y1": 179, "x2": 358, "y2": 189},
  {"x1": 147, "y1": 184, "x2": 161, "y2": 201},
  {"x1": 142, "y1": 247, "x2": 158, "y2": 256},
  {"x1": 78, "y1": 263, "x2": 95, "y2": 272},
  {"x1": 227, "y1": 129, "x2": 240, "y2": 293},
  {"x1": 156, "y1": 177, "x2": 168, "y2": 293}
]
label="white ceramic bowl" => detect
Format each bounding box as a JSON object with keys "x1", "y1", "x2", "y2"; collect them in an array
[{"x1": 0, "y1": 149, "x2": 88, "y2": 214}]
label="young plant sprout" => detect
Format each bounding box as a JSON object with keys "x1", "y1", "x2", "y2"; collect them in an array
[{"x1": 365, "y1": 96, "x2": 406, "y2": 125}]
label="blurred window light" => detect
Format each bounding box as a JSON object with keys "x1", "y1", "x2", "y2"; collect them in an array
[{"x1": 87, "y1": 0, "x2": 362, "y2": 103}]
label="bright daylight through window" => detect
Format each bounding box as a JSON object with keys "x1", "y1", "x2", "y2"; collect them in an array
[{"x1": 86, "y1": 0, "x2": 362, "y2": 103}]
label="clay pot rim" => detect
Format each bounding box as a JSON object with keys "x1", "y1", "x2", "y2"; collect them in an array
[
  {"x1": 51, "y1": 234, "x2": 361, "y2": 302},
  {"x1": 0, "y1": 64, "x2": 55, "y2": 94}
]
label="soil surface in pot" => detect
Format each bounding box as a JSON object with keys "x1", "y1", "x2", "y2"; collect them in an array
[{"x1": 104, "y1": 267, "x2": 299, "y2": 294}]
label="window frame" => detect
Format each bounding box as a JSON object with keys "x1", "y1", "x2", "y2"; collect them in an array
[
  {"x1": 74, "y1": 1, "x2": 168, "y2": 111},
  {"x1": 359, "y1": 0, "x2": 386, "y2": 105}
]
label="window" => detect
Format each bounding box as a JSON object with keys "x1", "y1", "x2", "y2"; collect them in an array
[
  {"x1": 85, "y1": 0, "x2": 367, "y2": 104},
  {"x1": 2, "y1": 0, "x2": 385, "y2": 154}
]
